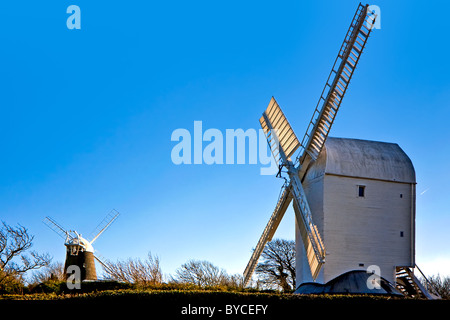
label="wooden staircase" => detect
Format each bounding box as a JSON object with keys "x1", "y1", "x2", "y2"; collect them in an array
[{"x1": 395, "y1": 266, "x2": 440, "y2": 299}]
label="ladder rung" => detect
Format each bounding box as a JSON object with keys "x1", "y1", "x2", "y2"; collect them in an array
[
  {"x1": 348, "y1": 53, "x2": 357, "y2": 64},
  {"x1": 326, "y1": 105, "x2": 336, "y2": 115},
  {"x1": 353, "y1": 45, "x2": 361, "y2": 54},
  {"x1": 365, "y1": 15, "x2": 376, "y2": 24},
  {"x1": 327, "y1": 95, "x2": 338, "y2": 106},
  {"x1": 332, "y1": 91, "x2": 341, "y2": 102},
  {"x1": 314, "y1": 128, "x2": 326, "y2": 141},
  {"x1": 323, "y1": 112, "x2": 334, "y2": 123},
  {"x1": 318, "y1": 121, "x2": 331, "y2": 133},
  {"x1": 312, "y1": 138, "x2": 324, "y2": 152},
  {"x1": 324, "y1": 99, "x2": 336, "y2": 112},
  {"x1": 322, "y1": 111, "x2": 333, "y2": 123},
  {"x1": 333, "y1": 89, "x2": 343, "y2": 98},
  {"x1": 344, "y1": 61, "x2": 353, "y2": 71},
  {"x1": 355, "y1": 39, "x2": 364, "y2": 48},
  {"x1": 326, "y1": 98, "x2": 338, "y2": 110},
  {"x1": 310, "y1": 135, "x2": 323, "y2": 147},
  {"x1": 319, "y1": 114, "x2": 331, "y2": 126},
  {"x1": 350, "y1": 49, "x2": 359, "y2": 61},
  {"x1": 339, "y1": 73, "x2": 348, "y2": 83},
  {"x1": 327, "y1": 101, "x2": 338, "y2": 112},
  {"x1": 340, "y1": 73, "x2": 349, "y2": 83},
  {"x1": 361, "y1": 22, "x2": 370, "y2": 31},
  {"x1": 345, "y1": 59, "x2": 355, "y2": 69},
  {"x1": 309, "y1": 141, "x2": 321, "y2": 154},
  {"x1": 338, "y1": 78, "x2": 347, "y2": 88},
  {"x1": 342, "y1": 68, "x2": 351, "y2": 79},
  {"x1": 359, "y1": 29, "x2": 368, "y2": 37}
]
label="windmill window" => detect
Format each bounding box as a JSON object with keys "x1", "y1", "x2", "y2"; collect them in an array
[
  {"x1": 358, "y1": 185, "x2": 365, "y2": 197},
  {"x1": 400, "y1": 231, "x2": 404, "y2": 237}
]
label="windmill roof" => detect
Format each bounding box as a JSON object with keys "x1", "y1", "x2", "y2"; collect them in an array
[{"x1": 305, "y1": 137, "x2": 416, "y2": 184}]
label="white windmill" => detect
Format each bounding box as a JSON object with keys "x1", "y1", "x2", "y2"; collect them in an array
[
  {"x1": 243, "y1": 3, "x2": 436, "y2": 298},
  {"x1": 43, "y1": 209, "x2": 119, "y2": 281}
]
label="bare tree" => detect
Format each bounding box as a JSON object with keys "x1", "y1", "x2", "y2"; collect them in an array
[
  {"x1": 422, "y1": 274, "x2": 450, "y2": 299},
  {"x1": 174, "y1": 260, "x2": 229, "y2": 287},
  {"x1": 254, "y1": 238, "x2": 295, "y2": 291},
  {"x1": 30, "y1": 261, "x2": 65, "y2": 283},
  {"x1": 103, "y1": 252, "x2": 162, "y2": 285},
  {"x1": 225, "y1": 273, "x2": 245, "y2": 288},
  {"x1": 0, "y1": 222, "x2": 51, "y2": 289}
]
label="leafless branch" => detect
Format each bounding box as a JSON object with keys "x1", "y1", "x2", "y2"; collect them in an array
[
  {"x1": 103, "y1": 252, "x2": 163, "y2": 285},
  {"x1": 0, "y1": 221, "x2": 51, "y2": 287}
]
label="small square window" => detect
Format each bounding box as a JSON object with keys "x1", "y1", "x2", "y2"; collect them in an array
[
  {"x1": 358, "y1": 185, "x2": 365, "y2": 197},
  {"x1": 400, "y1": 231, "x2": 404, "y2": 237}
]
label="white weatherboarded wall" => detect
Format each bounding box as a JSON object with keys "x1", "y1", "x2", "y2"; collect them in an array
[{"x1": 296, "y1": 137, "x2": 416, "y2": 287}]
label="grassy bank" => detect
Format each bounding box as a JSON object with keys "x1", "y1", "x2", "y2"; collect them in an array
[{"x1": 1, "y1": 288, "x2": 449, "y2": 318}]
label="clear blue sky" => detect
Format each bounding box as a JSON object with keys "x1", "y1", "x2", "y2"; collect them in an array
[{"x1": 0, "y1": 1, "x2": 449, "y2": 280}]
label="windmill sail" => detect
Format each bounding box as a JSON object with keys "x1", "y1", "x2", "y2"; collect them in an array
[
  {"x1": 244, "y1": 3, "x2": 375, "y2": 287},
  {"x1": 260, "y1": 97, "x2": 300, "y2": 165},
  {"x1": 243, "y1": 183, "x2": 292, "y2": 286},
  {"x1": 93, "y1": 252, "x2": 115, "y2": 274},
  {"x1": 89, "y1": 209, "x2": 120, "y2": 244},
  {"x1": 298, "y1": 3, "x2": 376, "y2": 171},
  {"x1": 43, "y1": 216, "x2": 71, "y2": 240},
  {"x1": 290, "y1": 177, "x2": 325, "y2": 279},
  {"x1": 244, "y1": 96, "x2": 326, "y2": 284}
]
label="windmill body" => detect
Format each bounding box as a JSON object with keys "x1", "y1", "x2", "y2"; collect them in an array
[
  {"x1": 43, "y1": 210, "x2": 119, "y2": 281},
  {"x1": 63, "y1": 231, "x2": 97, "y2": 281},
  {"x1": 297, "y1": 137, "x2": 415, "y2": 286},
  {"x1": 244, "y1": 3, "x2": 436, "y2": 298}
]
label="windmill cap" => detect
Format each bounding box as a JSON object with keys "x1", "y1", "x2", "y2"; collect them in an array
[{"x1": 305, "y1": 137, "x2": 416, "y2": 184}]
